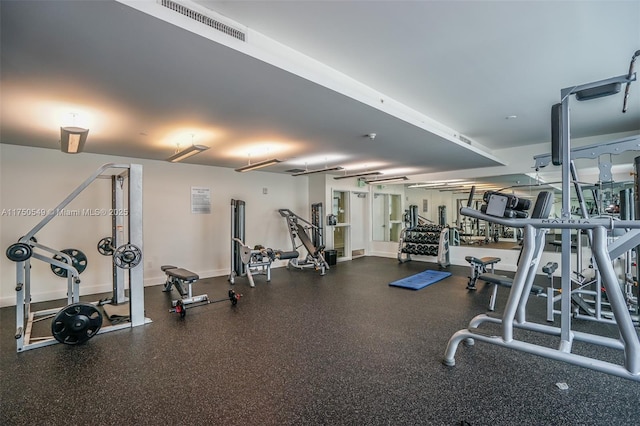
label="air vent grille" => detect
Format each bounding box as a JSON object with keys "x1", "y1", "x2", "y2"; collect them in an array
[
  {"x1": 285, "y1": 168, "x2": 307, "y2": 174},
  {"x1": 160, "y1": 0, "x2": 246, "y2": 42},
  {"x1": 458, "y1": 134, "x2": 472, "y2": 145}
]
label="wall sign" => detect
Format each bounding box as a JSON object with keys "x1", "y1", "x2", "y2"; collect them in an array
[{"x1": 191, "y1": 187, "x2": 211, "y2": 214}]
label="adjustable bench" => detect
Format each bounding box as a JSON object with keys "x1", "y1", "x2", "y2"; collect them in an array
[
  {"x1": 161, "y1": 265, "x2": 208, "y2": 307},
  {"x1": 278, "y1": 209, "x2": 330, "y2": 276},
  {"x1": 465, "y1": 256, "x2": 501, "y2": 290},
  {"x1": 293, "y1": 223, "x2": 330, "y2": 274},
  {"x1": 470, "y1": 189, "x2": 554, "y2": 310},
  {"x1": 478, "y1": 272, "x2": 545, "y2": 311}
]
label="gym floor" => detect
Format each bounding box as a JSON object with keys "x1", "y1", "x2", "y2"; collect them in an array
[{"x1": 1, "y1": 257, "x2": 639, "y2": 425}]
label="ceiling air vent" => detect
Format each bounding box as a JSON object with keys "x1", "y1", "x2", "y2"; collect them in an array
[
  {"x1": 285, "y1": 168, "x2": 307, "y2": 174},
  {"x1": 458, "y1": 134, "x2": 472, "y2": 145},
  {"x1": 160, "y1": 0, "x2": 246, "y2": 42}
]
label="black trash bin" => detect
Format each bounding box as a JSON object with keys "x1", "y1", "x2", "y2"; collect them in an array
[{"x1": 325, "y1": 249, "x2": 337, "y2": 266}]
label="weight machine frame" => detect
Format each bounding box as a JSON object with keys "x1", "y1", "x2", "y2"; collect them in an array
[
  {"x1": 444, "y1": 58, "x2": 640, "y2": 381},
  {"x1": 228, "y1": 199, "x2": 247, "y2": 283},
  {"x1": 535, "y1": 137, "x2": 640, "y2": 324},
  {"x1": 12, "y1": 163, "x2": 150, "y2": 352},
  {"x1": 278, "y1": 208, "x2": 329, "y2": 275}
]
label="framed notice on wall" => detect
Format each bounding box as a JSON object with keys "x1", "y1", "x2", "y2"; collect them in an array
[
  {"x1": 191, "y1": 187, "x2": 211, "y2": 214},
  {"x1": 423, "y1": 199, "x2": 428, "y2": 213}
]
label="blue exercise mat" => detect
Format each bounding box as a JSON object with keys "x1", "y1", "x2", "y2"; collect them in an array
[{"x1": 389, "y1": 270, "x2": 452, "y2": 290}]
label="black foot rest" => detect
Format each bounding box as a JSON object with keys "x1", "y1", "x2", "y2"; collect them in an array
[
  {"x1": 163, "y1": 266, "x2": 199, "y2": 282},
  {"x1": 276, "y1": 250, "x2": 299, "y2": 260},
  {"x1": 465, "y1": 256, "x2": 501, "y2": 266},
  {"x1": 479, "y1": 273, "x2": 544, "y2": 295}
]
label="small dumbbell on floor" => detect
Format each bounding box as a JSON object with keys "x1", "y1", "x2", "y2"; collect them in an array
[{"x1": 170, "y1": 290, "x2": 242, "y2": 318}]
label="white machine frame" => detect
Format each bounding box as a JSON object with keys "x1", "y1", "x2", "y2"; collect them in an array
[{"x1": 11, "y1": 163, "x2": 150, "y2": 352}]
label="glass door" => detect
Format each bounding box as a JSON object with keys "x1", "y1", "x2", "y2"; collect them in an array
[{"x1": 332, "y1": 190, "x2": 349, "y2": 258}]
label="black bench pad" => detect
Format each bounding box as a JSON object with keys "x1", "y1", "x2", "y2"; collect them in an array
[
  {"x1": 479, "y1": 273, "x2": 544, "y2": 295},
  {"x1": 465, "y1": 256, "x2": 501, "y2": 266},
  {"x1": 163, "y1": 267, "x2": 199, "y2": 282}
]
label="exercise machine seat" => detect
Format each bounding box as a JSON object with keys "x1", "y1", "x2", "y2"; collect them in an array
[
  {"x1": 465, "y1": 256, "x2": 501, "y2": 267},
  {"x1": 479, "y1": 272, "x2": 544, "y2": 295},
  {"x1": 465, "y1": 256, "x2": 502, "y2": 290},
  {"x1": 162, "y1": 265, "x2": 199, "y2": 282}
]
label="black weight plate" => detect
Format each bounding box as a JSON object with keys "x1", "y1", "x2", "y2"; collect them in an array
[
  {"x1": 51, "y1": 303, "x2": 102, "y2": 345},
  {"x1": 97, "y1": 237, "x2": 114, "y2": 256},
  {"x1": 51, "y1": 248, "x2": 88, "y2": 277},
  {"x1": 6, "y1": 243, "x2": 32, "y2": 262},
  {"x1": 113, "y1": 244, "x2": 142, "y2": 269}
]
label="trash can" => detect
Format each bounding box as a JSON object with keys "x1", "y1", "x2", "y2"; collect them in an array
[{"x1": 325, "y1": 249, "x2": 337, "y2": 266}]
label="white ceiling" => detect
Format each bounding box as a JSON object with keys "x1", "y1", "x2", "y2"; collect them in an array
[{"x1": 1, "y1": 0, "x2": 639, "y2": 186}]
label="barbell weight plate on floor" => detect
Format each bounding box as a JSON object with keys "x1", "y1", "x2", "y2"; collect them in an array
[
  {"x1": 51, "y1": 303, "x2": 102, "y2": 345},
  {"x1": 51, "y1": 248, "x2": 88, "y2": 278},
  {"x1": 113, "y1": 243, "x2": 142, "y2": 269},
  {"x1": 97, "y1": 236, "x2": 114, "y2": 256},
  {"x1": 6, "y1": 243, "x2": 33, "y2": 262}
]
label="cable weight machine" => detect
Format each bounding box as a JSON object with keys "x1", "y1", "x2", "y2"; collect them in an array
[{"x1": 444, "y1": 50, "x2": 640, "y2": 381}]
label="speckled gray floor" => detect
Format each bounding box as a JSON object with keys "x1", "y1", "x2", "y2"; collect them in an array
[{"x1": 2, "y1": 257, "x2": 640, "y2": 425}]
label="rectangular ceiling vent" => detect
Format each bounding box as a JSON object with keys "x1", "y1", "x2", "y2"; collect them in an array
[
  {"x1": 160, "y1": 0, "x2": 246, "y2": 42},
  {"x1": 458, "y1": 134, "x2": 473, "y2": 145}
]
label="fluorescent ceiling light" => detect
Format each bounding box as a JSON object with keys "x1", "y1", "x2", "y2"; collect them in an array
[
  {"x1": 234, "y1": 158, "x2": 282, "y2": 172},
  {"x1": 365, "y1": 176, "x2": 409, "y2": 184},
  {"x1": 60, "y1": 126, "x2": 89, "y2": 154},
  {"x1": 334, "y1": 171, "x2": 382, "y2": 180},
  {"x1": 292, "y1": 166, "x2": 344, "y2": 176},
  {"x1": 166, "y1": 144, "x2": 209, "y2": 162}
]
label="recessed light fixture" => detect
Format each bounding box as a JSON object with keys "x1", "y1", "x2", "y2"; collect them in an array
[{"x1": 505, "y1": 115, "x2": 518, "y2": 120}]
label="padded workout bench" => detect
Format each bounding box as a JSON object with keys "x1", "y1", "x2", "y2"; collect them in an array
[
  {"x1": 478, "y1": 271, "x2": 545, "y2": 311},
  {"x1": 467, "y1": 190, "x2": 551, "y2": 311},
  {"x1": 161, "y1": 265, "x2": 208, "y2": 307},
  {"x1": 465, "y1": 256, "x2": 501, "y2": 290}
]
